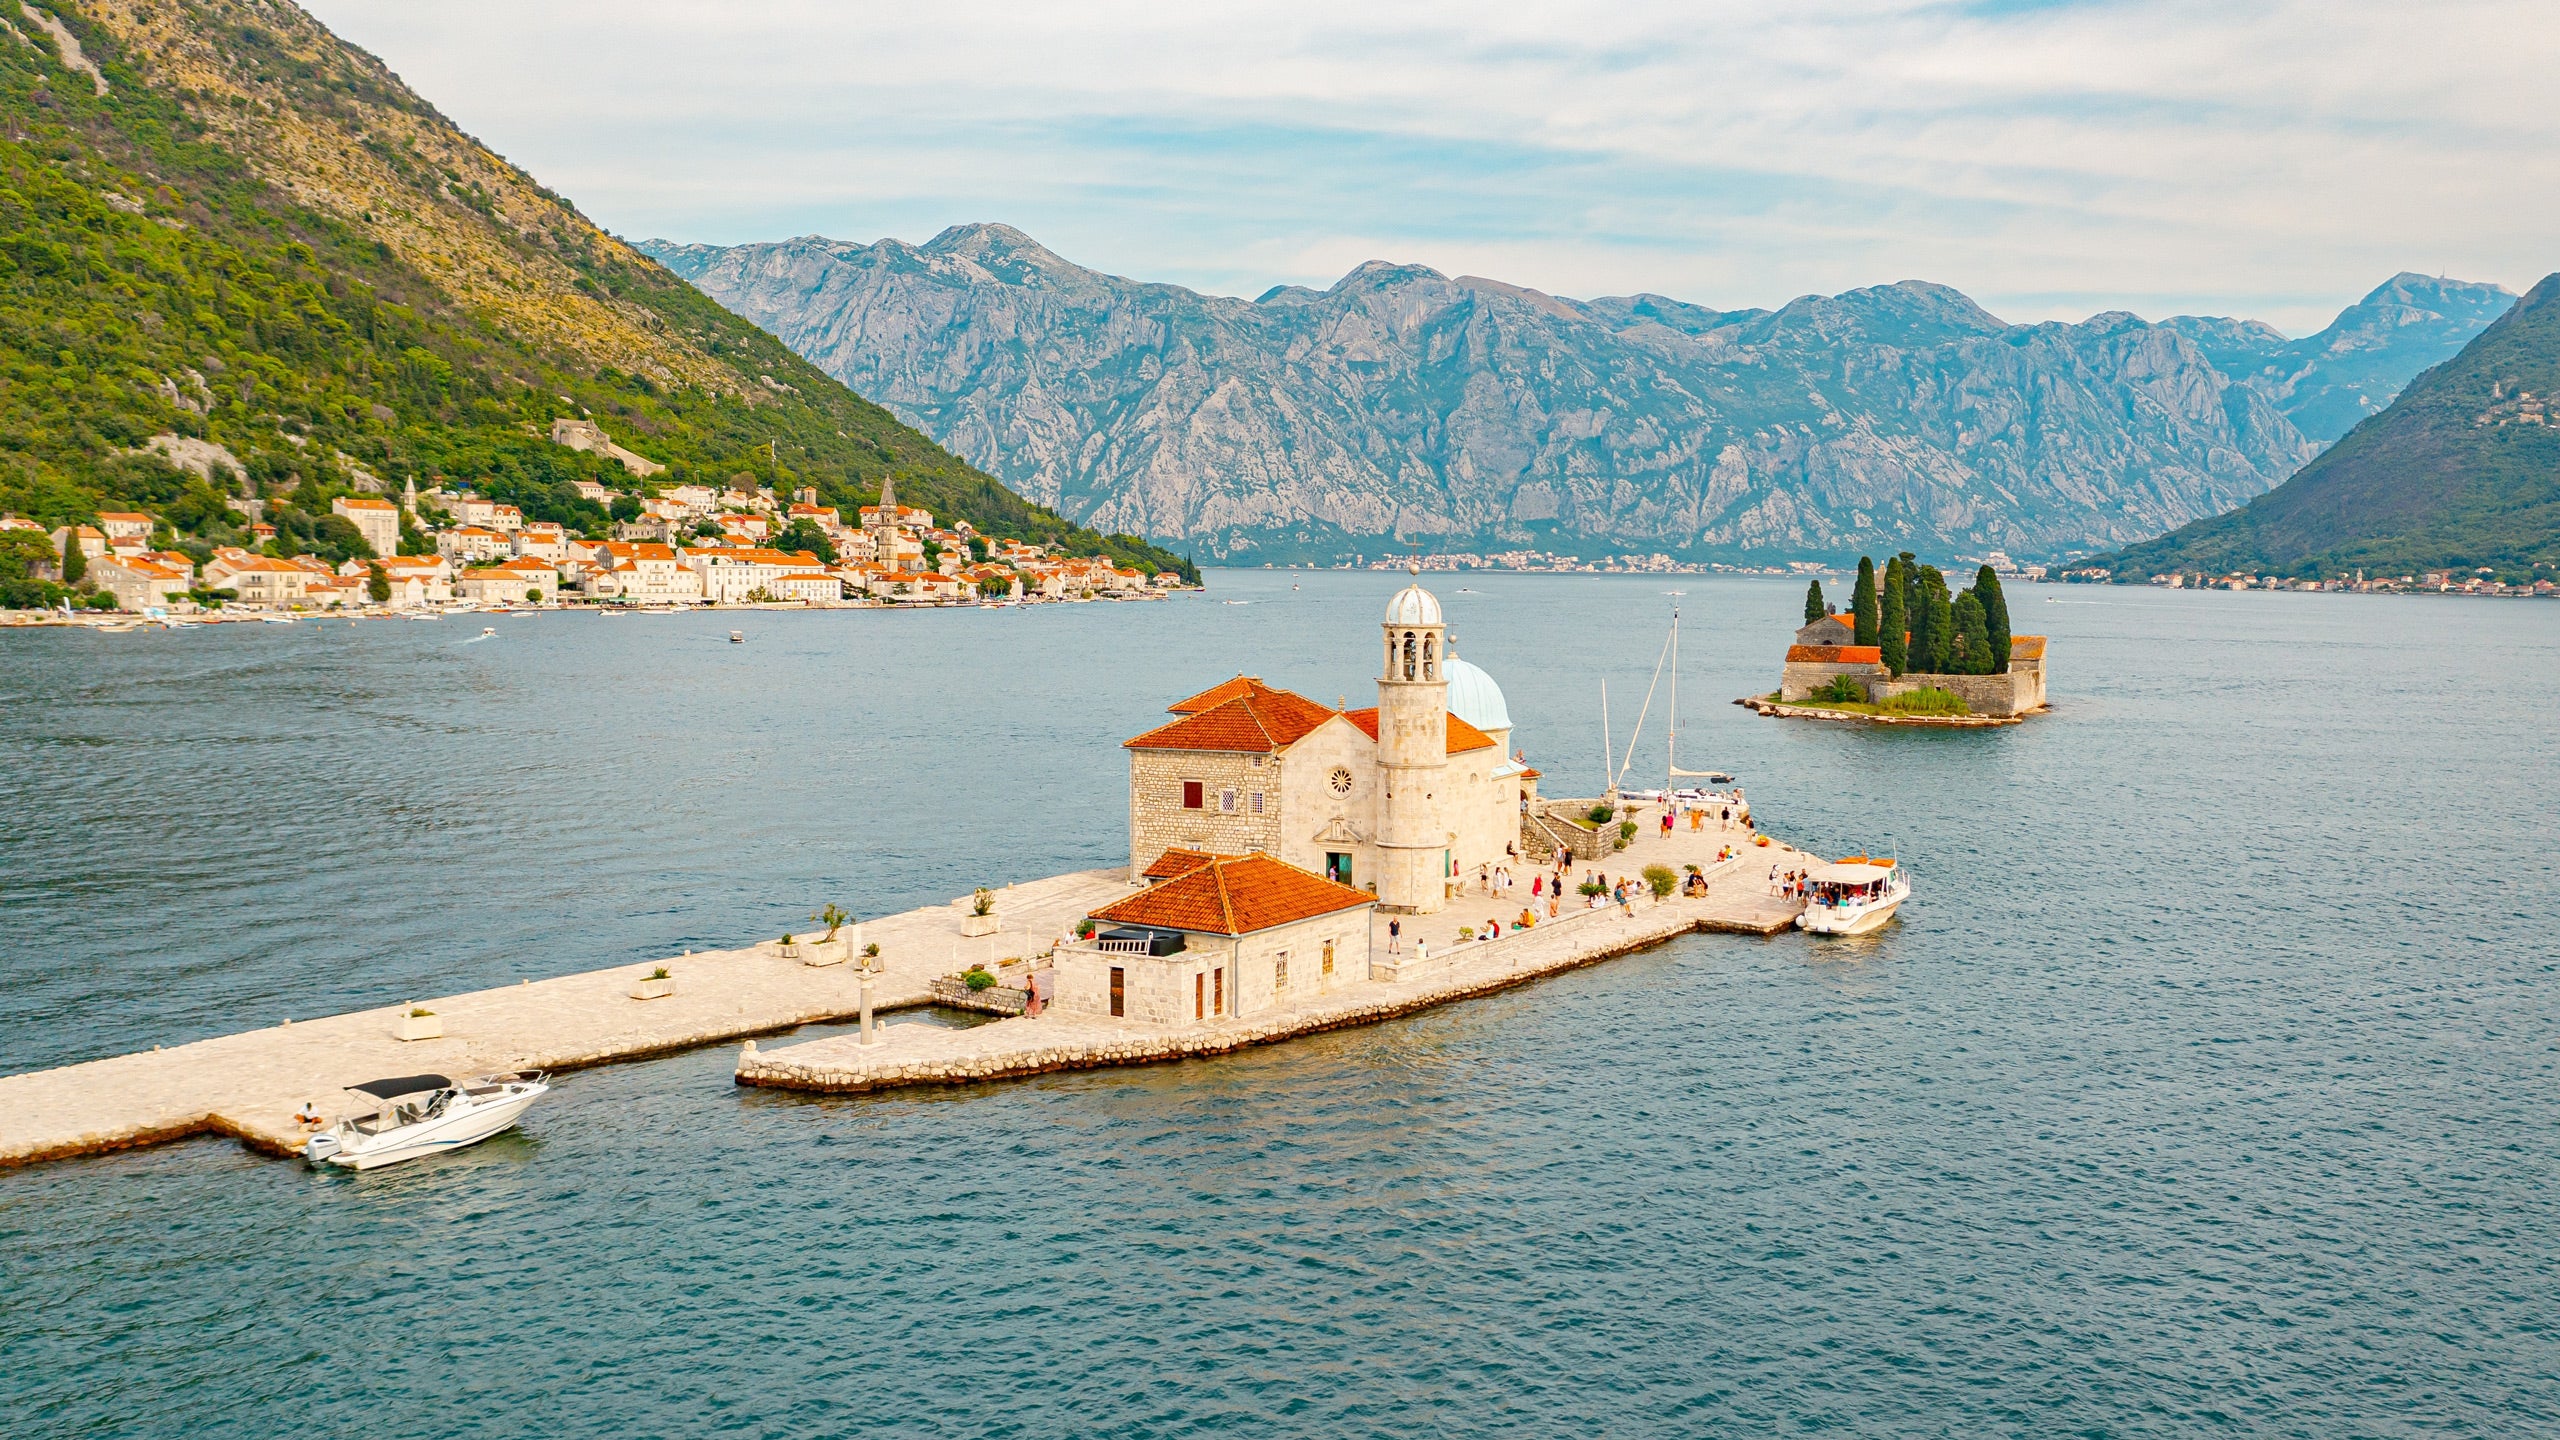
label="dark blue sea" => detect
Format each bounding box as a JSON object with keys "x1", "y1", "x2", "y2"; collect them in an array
[{"x1": 3, "y1": 572, "x2": 2556, "y2": 1437}]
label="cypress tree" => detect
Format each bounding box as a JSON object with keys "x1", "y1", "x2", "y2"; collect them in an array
[
  {"x1": 62, "y1": 530, "x2": 85, "y2": 587},
  {"x1": 1952, "y1": 589, "x2": 1993, "y2": 674},
  {"x1": 1975, "y1": 564, "x2": 2011, "y2": 670},
  {"x1": 1851, "y1": 557, "x2": 1878, "y2": 646},
  {"x1": 1803, "y1": 579, "x2": 1827, "y2": 625},
  {"x1": 366, "y1": 561, "x2": 391, "y2": 603},
  {"x1": 1878, "y1": 557, "x2": 1908, "y2": 675},
  {"x1": 1915, "y1": 565, "x2": 1954, "y2": 673}
]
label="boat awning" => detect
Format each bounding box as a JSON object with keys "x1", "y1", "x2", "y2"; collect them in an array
[
  {"x1": 1809, "y1": 862, "x2": 1894, "y2": 884},
  {"x1": 348, "y1": 1073, "x2": 452, "y2": 1099}
]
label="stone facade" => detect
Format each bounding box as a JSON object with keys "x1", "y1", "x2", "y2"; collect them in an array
[
  {"x1": 1050, "y1": 909, "x2": 1372, "y2": 1026},
  {"x1": 1127, "y1": 749, "x2": 1285, "y2": 867}
]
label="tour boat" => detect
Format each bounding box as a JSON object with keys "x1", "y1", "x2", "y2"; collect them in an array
[
  {"x1": 729, "y1": 629, "x2": 744, "y2": 643},
  {"x1": 303, "y1": 1072, "x2": 548, "y2": 1171},
  {"x1": 1795, "y1": 857, "x2": 1910, "y2": 936},
  {"x1": 479, "y1": 626, "x2": 496, "y2": 637}
]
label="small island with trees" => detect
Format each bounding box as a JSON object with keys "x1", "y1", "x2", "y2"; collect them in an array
[{"x1": 1741, "y1": 555, "x2": 2050, "y2": 726}]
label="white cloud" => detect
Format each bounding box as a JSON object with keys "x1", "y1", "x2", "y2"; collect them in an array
[{"x1": 305, "y1": 0, "x2": 2558, "y2": 332}]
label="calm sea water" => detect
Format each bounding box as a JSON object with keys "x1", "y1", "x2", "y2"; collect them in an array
[{"x1": 4, "y1": 573, "x2": 2558, "y2": 1437}]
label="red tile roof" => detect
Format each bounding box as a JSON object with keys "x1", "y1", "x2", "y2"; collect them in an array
[
  {"x1": 1092, "y1": 853, "x2": 1374, "y2": 936},
  {"x1": 1168, "y1": 675, "x2": 1269, "y2": 713},
  {"x1": 1786, "y1": 644, "x2": 1883, "y2": 664},
  {"x1": 1125, "y1": 686, "x2": 1338, "y2": 753},
  {"x1": 1338, "y1": 707, "x2": 1497, "y2": 754},
  {"x1": 1142, "y1": 847, "x2": 1235, "y2": 880}
]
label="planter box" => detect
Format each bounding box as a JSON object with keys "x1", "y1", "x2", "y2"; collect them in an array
[
  {"x1": 929, "y1": 975, "x2": 1030, "y2": 1015},
  {"x1": 395, "y1": 1012, "x2": 443, "y2": 1041},
  {"x1": 776, "y1": 942, "x2": 801, "y2": 960},
  {"x1": 630, "y1": 976, "x2": 675, "y2": 1000},
  {"x1": 959, "y1": 913, "x2": 1000, "y2": 937},
  {"x1": 802, "y1": 936, "x2": 848, "y2": 967}
]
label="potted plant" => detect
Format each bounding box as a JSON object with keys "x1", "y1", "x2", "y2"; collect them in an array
[
  {"x1": 631, "y1": 965, "x2": 675, "y2": 1001},
  {"x1": 960, "y1": 886, "x2": 999, "y2": 937},
  {"x1": 776, "y1": 932, "x2": 799, "y2": 959},
  {"x1": 805, "y1": 904, "x2": 852, "y2": 965},
  {"x1": 395, "y1": 1005, "x2": 442, "y2": 1042}
]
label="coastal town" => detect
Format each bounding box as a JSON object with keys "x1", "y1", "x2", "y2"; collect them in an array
[{"x1": 1, "y1": 454, "x2": 1186, "y2": 622}]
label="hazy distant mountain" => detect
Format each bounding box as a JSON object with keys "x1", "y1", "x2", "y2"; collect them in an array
[
  {"x1": 2164, "y1": 274, "x2": 2515, "y2": 442},
  {"x1": 641, "y1": 227, "x2": 2502, "y2": 562},
  {"x1": 2104, "y1": 274, "x2": 2560, "y2": 579}
]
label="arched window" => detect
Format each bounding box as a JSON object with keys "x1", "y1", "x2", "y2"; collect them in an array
[
  {"x1": 1402, "y1": 632, "x2": 1417, "y2": 680},
  {"x1": 1422, "y1": 634, "x2": 1436, "y2": 680}
]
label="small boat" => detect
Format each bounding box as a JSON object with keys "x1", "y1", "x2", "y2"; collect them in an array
[
  {"x1": 729, "y1": 629, "x2": 744, "y2": 643},
  {"x1": 480, "y1": 626, "x2": 496, "y2": 638},
  {"x1": 303, "y1": 1072, "x2": 548, "y2": 1171},
  {"x1": 1795, "y1": 857, "x2": 1910, "y2": 936}
]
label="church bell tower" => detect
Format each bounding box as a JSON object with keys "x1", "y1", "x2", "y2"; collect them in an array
[{"x1": 1376, "y1": 571, "x2": 1451, "y2": 913}]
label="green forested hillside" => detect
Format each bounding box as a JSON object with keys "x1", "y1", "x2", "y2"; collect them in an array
[
  {"x1": 2103, "y1": 274, "x2": 2560, "y2": 581},
  {"x1": 0, "y1": 0, "x2": 1190, "y2": 577}
]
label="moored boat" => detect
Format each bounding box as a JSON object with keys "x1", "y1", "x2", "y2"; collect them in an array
[
  {"x1": 302, "y1": 1072, "x2": 548, "y2": 1170},
  {"x1": 1795, "y1": 856, "x2": 1909, "y2": 935}
]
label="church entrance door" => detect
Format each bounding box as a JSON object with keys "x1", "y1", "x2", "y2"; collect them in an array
[{"x1": 1325, "y1": 852, "x2": 1352, "y2": 886}]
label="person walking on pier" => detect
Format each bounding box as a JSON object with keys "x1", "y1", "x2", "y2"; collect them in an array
[{"x1": 1388, "y1": 918, "x2": 1401, "y2": 956}]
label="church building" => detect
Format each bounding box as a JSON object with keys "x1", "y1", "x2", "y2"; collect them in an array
[{"x1": 1122, "y1": 577, "x2": 1537, "y2": 914}]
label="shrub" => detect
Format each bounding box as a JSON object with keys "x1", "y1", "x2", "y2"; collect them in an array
[
  {"x1": 1617, "y1": 820, "x2": 1638, "y2": 846},
  {"x1": 962, "y1": 966, "x2": 995, "y2": 992},
  {"x1": 1587, "y1": 804, "x2": 1615, "y2": 825},
  {"x1": 971, "y1": 887, "x2": 994, "y2": 917},
  {"x1": 1578, "y1": 880, "x2": 1605, "y2": 897},
  {"x1": 647, "y1": 965, "x2": 670, "y2": 981},
  {"x1": 409, "y1": 1007, "x2": 434, "y2": 1018},
  {"x1": 1881, "y1": 687, "x2": 1969, "y2": 716},
  {"x1": 1075, "y1": 919, "x2": 1095, "y2": 940},
  {"x1": 1642, "y1": 864, "x2": 1677, "y2": 898},
  {"x1": 1808, "y1": 673, "x2": 1865, "y2": 704},
  {"x1": 1457, "y1": 927, "x2": 1475, "y2": 941},
  {"x1": 781, "y1": 934, "x2": 794, "y2": 946},
  {"x1": 862, "y1": 943, "x2": 880, "y2": 958}
]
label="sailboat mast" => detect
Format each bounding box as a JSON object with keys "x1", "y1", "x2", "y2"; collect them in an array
[
  {"x1": 1600, "y1": 679, "x2": 1614, "y2": 801},
  {"x1": 1666, "y1": 606, "x2": 1679, "y2": 792}
]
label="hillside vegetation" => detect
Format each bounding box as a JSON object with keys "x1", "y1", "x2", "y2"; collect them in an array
[
  {"x1": 0, "y1": 0, "x2": 1190, "y2": 576},
  {"x1": 2103, "y1": 274, "x2": 2560, "y2": 581}
]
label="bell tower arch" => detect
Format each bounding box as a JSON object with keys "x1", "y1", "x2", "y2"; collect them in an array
[{"x1": 1376, "y1": 571, "x2": 1450, "y2": 913}]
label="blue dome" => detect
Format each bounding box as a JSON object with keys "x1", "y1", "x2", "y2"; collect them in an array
[{"x1": 1444, "y1": 657, "x2": 1510, "y2": 733}]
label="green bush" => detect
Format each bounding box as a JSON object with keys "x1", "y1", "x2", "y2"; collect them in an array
[
  {"x1": 1808, "y1": 674, "x2": 1866, "y2": 704},
  {"x1": 1588, "y1": 804, "x2": 1615, "y2": 825},
  {"x1": 1616, "y1": 820, "x2": 1638, "y2": 847},
  {"x1": 1578, "y1": 880, "x2": 1605, "y2": 897},
  {"x1": 1881, "y1": 687, "x2": 1970, "y2": 716},
  {"x1": 1642, "y1": 864, "x2": 1677, "y2": 899},
  {"x1": 962, "y1": 966, "x2": 996, "y2": 992}
]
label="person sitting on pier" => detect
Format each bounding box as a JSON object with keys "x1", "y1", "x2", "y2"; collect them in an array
[{"x1": 294, "y1": 1101, "x2": 323, "y2": 1127}]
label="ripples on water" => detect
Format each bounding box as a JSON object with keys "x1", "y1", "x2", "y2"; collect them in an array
[{"x1": 3, "y1": 577, "x2": 2557, "y2": 1436}]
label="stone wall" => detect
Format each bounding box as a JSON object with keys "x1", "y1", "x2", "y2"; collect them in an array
[
  {"x1": 1127, "y1": 751, "x2": 1282, "y2": 877},
  {"x1": 1780, "y1": 658, "x2": 1889, "y2": 702},
  {"x1": 1877, "y1": 671, "x2": 2037, "y2": 717}
]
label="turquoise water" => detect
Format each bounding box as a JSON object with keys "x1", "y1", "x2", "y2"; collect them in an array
[{"x1": 4, "y1": 574, "x2": 2558, "y2": 1436}]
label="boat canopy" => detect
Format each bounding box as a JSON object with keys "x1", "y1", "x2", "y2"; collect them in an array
[
  {"x1": 349, "y1": 1074, "x2": 453, "y2": 1100},
  {"x1": 1809, "y1": 862, "x2": 1895, "y2": 885}
]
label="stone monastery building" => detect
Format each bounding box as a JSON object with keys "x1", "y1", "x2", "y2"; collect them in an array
[{"x1": 1122, "y1": 577, "x2": 1537, "y2": 915}]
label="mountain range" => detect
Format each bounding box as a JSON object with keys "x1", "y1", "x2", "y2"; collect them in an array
[
  {"x1": 0, "y1": 0, "x2": 1186, "y2": 577},
  {"x1": 641, "y1": 227, "x2": 2511, "y2": 563},
  {"x1": 2103, "y1": 273, "x2": 2560, "y2": 579}
]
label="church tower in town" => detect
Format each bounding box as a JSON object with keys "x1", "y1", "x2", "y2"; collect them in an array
[{"x1": 1376, "y1": 573, "x2": 1452, "y2": 913}]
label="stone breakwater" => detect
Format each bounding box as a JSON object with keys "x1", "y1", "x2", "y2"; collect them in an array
[
  {"x1": 0, "y1": 870, "x2": 1127, "y2": 1169},
  {"x1": 1737, "y1": 695, "x2": 2026, "y2": 728},
  {"x1": 737, "y1": 877, "x2": 1807, "y2": 1097}
]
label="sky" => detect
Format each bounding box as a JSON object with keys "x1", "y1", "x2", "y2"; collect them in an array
[{"x1": 301, "y1": 0, "x2": 2559, "y2": 335}]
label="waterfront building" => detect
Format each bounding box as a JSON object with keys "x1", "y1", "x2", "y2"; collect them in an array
[
  {"x1": 330, "y1": 496, "x2": 400, "y2": 556},
  {"x1": 1122, "y1": 577, "x2": 1533, "y2": 913},
  {"x1": 684, "y1": 546, "x2": 830, "y2": 603},
  {"x1": 436, "y1": 526, "x2": 510, "y2": 563},
  {"x1": 87, "y1": 554, "x2": 190, "y2": 610},
  {"x1": 585, "y1": 542, "x2": 704, "y2": 603},
  {"x1": 207, "y1": 555, "x2": 315, "y2": 608},
  {"x1": 1051, "y1": 852, "x2": 1376, "y2": 1023},
  {"x1": 457, "y1": 557, "x2": 560, "y2": 604}
]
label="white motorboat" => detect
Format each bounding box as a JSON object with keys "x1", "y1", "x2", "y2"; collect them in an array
[
  {"x1": 1795, "y1": 857, "x2": 1910, "y2": 936},
  {"x1": 303, "y1": 1072, "x2": 548, "y2": 1170}
]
